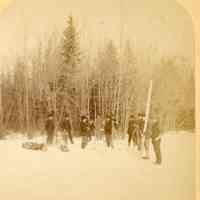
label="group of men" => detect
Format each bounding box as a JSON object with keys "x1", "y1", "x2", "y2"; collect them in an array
[
  {"x1": 44, "y1": 111, "x2": 162, "y2": 165},
  {"x1": 45, "y1": 111, "x2": 96, "y2": 149},
  {"x1": 127, "y1": 113, "x2": 162, "y2": 165}
]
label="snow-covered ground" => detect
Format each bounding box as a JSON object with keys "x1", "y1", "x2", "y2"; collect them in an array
[{"x1": 0, "y1": 132, "x2": 195, "y2": 200}]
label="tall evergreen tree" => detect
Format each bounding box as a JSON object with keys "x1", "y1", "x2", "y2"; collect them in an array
[
  {"x1": 59, "y1": 15, "x2": 81, "y2": 91},
  {"x1": 59, "y1": 15, "x2": 81, "y2": 127}
]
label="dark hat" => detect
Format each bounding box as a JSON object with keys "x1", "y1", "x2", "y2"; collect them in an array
[
  {"x1": 106, "y1": 114, "x2": 111, "y2": 119},
  {"x1": 81, "y1": 115, "x2": 87, "y2": 120},
  {"x1": 47, "y1": 110, "x2": 55, "y2": 117},
  {"x1": 64, "y1": 112, "x2": 69, "y2": 118}
]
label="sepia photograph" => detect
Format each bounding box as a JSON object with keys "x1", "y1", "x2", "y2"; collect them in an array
[{"x1": 0, "y1": 0, "x2": 198, "y2": 200}]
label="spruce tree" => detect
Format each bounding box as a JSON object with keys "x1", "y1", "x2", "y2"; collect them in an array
[
  {"x1": 59, "y1": 16, "x2": 80, "y2": 91},
  {"x1": 59, "y1": 15, "x2": 81, "y2": 127}
]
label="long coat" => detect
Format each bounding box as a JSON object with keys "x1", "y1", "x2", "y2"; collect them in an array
[
  {"x1": 127, "y1": 119, "x2": 134, "y2": 135},
  {"x1": 60, "y1": 119, "x2": 72, "y2": 133},
  {"x1": 45, "y1": 119, "x2": 55, "y2": 134},
  {"x1": 151, "y1": 121, "x2": 160, "y2": 140},
  {"x1": 80, "y1": 119, "x2": 89, "y2": 136},
  {"x1": 104, "y1": 118, "x2": 113, "y2": 135},
  {"x1": 138, "y1": 118, "x2": 145, "y2": 132}
]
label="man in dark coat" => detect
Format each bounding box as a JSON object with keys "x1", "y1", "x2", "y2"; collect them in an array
[
  {"x1": 137, "y1": 113, "x2": 145, "y2": 151},
  {"x1": 88, "y1": 119, "x2": 95, "y2": 141},
  {"x1": 138, "y1": 113, "x2": 145, "y2": 134},
  {"x1": 127, "y1": 115, "x2": 136, "y2": 147},
  {"x1": 60, "y1": 113, "x2": 74, "y2": 145},
  {"x1": 151, "y1": 118, "x2": 162, "y2": 165},
  {"x1": 45, "y1": 112, "x2": 55, "y2": 145},
  {"x1": 80, "y1": 115, "x2": 89, "y2": 149},
  {"x1": 104, "y1": 115, "x2": 114, "y2": 148},
  {"x1": 142, "y1": 121, "x2": 152, "y2": 159}
]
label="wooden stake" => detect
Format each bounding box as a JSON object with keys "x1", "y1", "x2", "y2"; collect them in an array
[{"x1": 143, "y1": 80, "x2": 153, "y2": 134}]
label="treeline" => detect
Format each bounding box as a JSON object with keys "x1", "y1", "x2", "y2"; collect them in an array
[{"x1": 0, "y1": 15, "x2": 195, "y2": 136}]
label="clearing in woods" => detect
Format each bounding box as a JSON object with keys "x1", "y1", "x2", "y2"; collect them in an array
[{"x1": 0, "y1": 132, "x2": 195, "y2": 200}]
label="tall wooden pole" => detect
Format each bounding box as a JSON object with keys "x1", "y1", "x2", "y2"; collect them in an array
[{"x1": 143, "y1": 80, "x2": 153, "y2": 134}]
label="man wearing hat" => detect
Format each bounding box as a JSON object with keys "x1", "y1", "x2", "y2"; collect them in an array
[
  {"x1": 127, "y1": 114, "x2": 136, "y2": 147},
  {"x1": 80, "y1": 115, "x2": 90, "y2": 149},
  {"x1": 45, "y1": 111, "x2": 55, "y2": 145},
  {"x1": 151, "y1": 117, "x2": 162, "y2": 165},
  {"x1": 88, "y1": 119, "x2": 95, "y2": 141},
  {"x1": 60, "y1": 113, "x2": 74, "y2": 145},
  {"x1": 104, "y1": 114, "x2": 114, "y2": 148},
  {"x1": 137, "y1": 113, "x2": 145, "y2": 151},
  {"x1": 142, "y1": 119, "x2": 152, "y2": 159}
]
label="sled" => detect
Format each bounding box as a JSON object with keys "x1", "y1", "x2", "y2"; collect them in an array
[{"x1": 22, "y1": 142, "x2": 48, "y2": 152}]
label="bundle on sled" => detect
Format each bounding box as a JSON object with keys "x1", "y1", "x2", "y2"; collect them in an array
[{"x1": 22, "y1": 142, "x2": 47, "y2": 151}]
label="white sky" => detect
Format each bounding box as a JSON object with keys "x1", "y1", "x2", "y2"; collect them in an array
[{"x1": 0, "y1": 0, "x2": 195, "y2": 66}]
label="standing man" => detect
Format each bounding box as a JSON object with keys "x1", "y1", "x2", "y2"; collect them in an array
[
  {"x1": 95, "y1": 115, "x2": 103, "y2": 141},
  {"x1": 88, "y1": 119, "x2": 95, "y2": 141},
  {"x1": 45, "y1": 111, "x2": 55, "y2": 145},
  {"x1": 142, "y1": 123, "x2": 152, "y2": 159},
  {"x1": 151, "y1": 117, "x2": 162, "y2": 165},
  {"x1": 137, "y1": 113, "x2": 145, "y2": 151},
  {"x1": 127, "y1": 115, "x2": 136, "y2": 147},
  {"x1": 104, "y1": 115, "x2": 114, "y2": 148},
  {"x1": 60, "y1": 113, "x2": 74, "y2": 145},
  {"x1": 80, "y1": 115, "x2": 89, "y2": 149}
]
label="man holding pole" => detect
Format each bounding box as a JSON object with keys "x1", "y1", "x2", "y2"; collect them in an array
[
  {"x1": 137, "y1": 113, "x2": 145, "y2": 151},
  {"x1": 142, "y1": 121, "x2": 152, "y2": 159}
]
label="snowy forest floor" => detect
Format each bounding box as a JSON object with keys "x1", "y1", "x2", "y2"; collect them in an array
[{"x1": 0, "y1": 132, "x2": 195, "y2": 200}]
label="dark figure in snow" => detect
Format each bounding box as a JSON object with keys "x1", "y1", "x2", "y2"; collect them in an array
[
  {"x1": 45, "y1": 112, "x2": 55, "y2": 145},
  {"x1": 137, "y1": 113, "x2": 145, "y2": 151},
  {"x1": 151, "y1": 118, "x2": 162, "y2": 165},
  {"x1": 95, "y1": 115, "x2": 103, "y2": 141},
  {"x1": 88, "y1": 119, "x2": 95, "y2": 141},
  {"x1": 80, "y1": 115, "x2": 90, "y2": 149},
  {"x1": 128, "y1": 114, "x2": 140, "y2": 147},
  {"x1": 114, "y1": 120, "x2": 119, "y2": 130},
  {"x1": 138, "y1": 113, "x2": 145, "y2": 134},
  {"x1": 60, "y1": 113, "x2": 74, "y2": 145},
  {"x1": 142, "y1": 124, "x2": 151, "y2": 159},
  {"x1": 104, "y1": 115, "x2": 114, "y2": 148},
  {"x1": 142, "y1": 114, "x2": 155, "y2": 160},
  {"x1": 127, "y1": 115, "x2": 136, "y2": 147}
]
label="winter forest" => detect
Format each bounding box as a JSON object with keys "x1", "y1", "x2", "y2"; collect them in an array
[
  {"x1": 0, "y1": 1, "x2": 196, "y2": 199},
  {"x1": 0, "y1": 14, "x2": 195, "y2": 138}
]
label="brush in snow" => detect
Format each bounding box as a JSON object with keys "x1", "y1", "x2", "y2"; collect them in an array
[
  {"x1": 142, "y1": 156, "x2": 150, "y2": 160},
  {"x1": 22, "y1": 142, "x2": 48, "y2": 151},
  {"x1": 60, "y1": 144, "x2": 69, "y2": 152}
]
